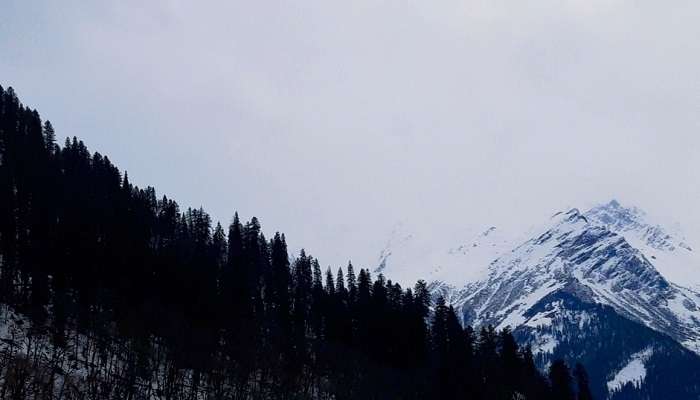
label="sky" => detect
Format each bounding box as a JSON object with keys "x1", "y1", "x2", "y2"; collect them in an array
[{"x1": 2, "y1": 0, "x2": 700, "y2": 274}]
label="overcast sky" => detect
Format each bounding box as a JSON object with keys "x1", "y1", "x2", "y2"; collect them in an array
[{"x1": 2, "y1": 0, "x2": 700, "y2": 270}]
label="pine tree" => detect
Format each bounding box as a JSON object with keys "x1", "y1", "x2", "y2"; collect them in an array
[
  {"x1": 291, "y1": 250, "x2": 313, "y2": 369},
  {"x1": 477, "y1": 325, "x2": 499, "y2": 398},
  {"x1": 312, "y1": 261, "x2": 323, "y2": 293},
  {"x1": 325, "y1": 268, "x2": 335, "y2": 296},
  {"x1": 430, "y1": 296, "x2": 453, "y2": 398},
  {"x1": 43, "y1": 120, "x2": 55, "y2": 154},
  {"x1": 410, "y1": 280, "x2": 430, "y2": 366},
  {"x1": 346, "y1": 261, "x2": 357, "y2": 304},
  {"x1": 574, "y1": 363, "x2": 593, "y2": 400},
  {"x1": 498, "y1": 327, "x2": 521, "y2": 396},
  {"x1": 212, "y1": 222, "x2": 226, "y2": 279},
  {"x1": 432, "y1": 297, "x2": 449, "y2": 355},
  {"x1": 310, "y1": 259, "x2": 325, "y2": 337},
  {"x1": 357, "y1": 269, "x2": 372, "y2": 306},
  {"x1": 335, "y1": 267, "x2": 346, "y2": 300},
  {"x1": 224, "y1": 213, "x2": 244, "y2": 314},
  {"x1": 355, "y1": 269, "x2": 373, "y2": 352},
  {"x1": 268, "y1": 232, "x2": 291, "y2": 362},
  {"x1": 270, "y1": 233, "x2": 291, "y2": 314},
  {"x1": 549, "y1": 359, "x2": 575, "y2": 400}
]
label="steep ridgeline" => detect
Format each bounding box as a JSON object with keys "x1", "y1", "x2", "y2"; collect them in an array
[
  {"x1": 585, "y1": 200, "x2": 700, "y2": 291},
  {"x1": 440, "y1": 204, "x2": 700, "y2": 399},
  {"x1": 459, "y1": 208, "x2": 700, "y2": 352}
]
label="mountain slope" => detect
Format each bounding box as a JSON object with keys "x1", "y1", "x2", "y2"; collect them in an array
[
  {"x1": 512, "y1": 288, "x2": 700, "y2": 399},
  {"x1": 373, "y1": 222, "x2": 516, "y2": 292},
  {"x1": 455, "y1": 207, "x2": 700, "y2": 354},
  {"x1": 381, "y1": 200, "x2": 700, "y2": 399},
  {"x1": 585, "y1": 200, "x2": 700, "y2": 291}
]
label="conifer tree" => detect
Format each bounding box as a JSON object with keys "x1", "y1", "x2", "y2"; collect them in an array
[
  {"x1": 310, "y1": 259, "x2": 325, "y2": 338},
  {"x1": 574, "y1": 363, "x2": 593, "y2": 400},
  {"x1": 325, "y1": 268, "x2": 335, "y2": 296},
  {"x1": 335, "y1": 267, "x2": 346, "y2": 300},
  {"x1": 346, "y1": 261, "x2": 357, "y2": 304},
  {"x1": 431, "y1": 296, "x2": 449, "y2": 356},
  {"x1": 549, "y1": 359, "x2": 575, "y2": 400},
  {"x1": 43, "y1": 120, "x2": 55, "y2": 154}
]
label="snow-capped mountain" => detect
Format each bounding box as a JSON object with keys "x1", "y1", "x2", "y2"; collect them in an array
[
  {"x1": 455, "y1": 206, "x2": 700, "y2": 354},
  {"x1": 375, "y1": 201, "x2": 700, "y2": 352},
  {"x1": 374, "y1": 200, "x2": 700, "y2": 399},
  {"x1": 374, "y1": 200, "x2": 700, "y2": 291},
  {"x1": 585, "y1": 200, "x2": 700, "y2": 291},
  {"x1": 373, "y1": 222, "x2": 517, "y2": 287}
]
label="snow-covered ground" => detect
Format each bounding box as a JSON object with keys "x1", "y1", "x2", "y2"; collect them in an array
[
  {"x1": 606, "y1": 347, "x2": 654, "y2": 392},
  {"x1": 0, "y1": 304, "x2": 211, "y2": 399}
]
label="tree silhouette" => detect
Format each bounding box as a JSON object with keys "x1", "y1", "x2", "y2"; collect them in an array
[{"x1": 550, "y1": 359, "x2": 575, "y2": 400}]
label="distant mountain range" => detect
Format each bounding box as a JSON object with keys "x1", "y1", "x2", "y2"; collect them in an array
[{"x1": 375, "y1": 200, "x2": 700, "y2": 399}]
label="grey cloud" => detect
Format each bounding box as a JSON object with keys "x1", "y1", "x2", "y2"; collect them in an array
[{"x1": 2, "y1": 0, "x2": 699, "y2": 269}]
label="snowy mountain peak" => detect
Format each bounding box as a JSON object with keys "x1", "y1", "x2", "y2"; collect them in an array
[
  {"x1": 584, "y1": 199, "x2": 693, "y2": 253},
  {"x1": 372, "y1": 222, "x2": 517, "y2": 287},
  {"x1": 584, "y1": 200, "x2": 699, "y2": 289},
  {"x1": 586, "y1": 200, "x2": 649, "y2": 233},
  {"x1": 443, "y1": 201, "x2": 700, "y2": 356},
  {"x1": 550, "y1": 207, "x2": 589, "y2": 229},
  {"x1": 376, "y1": 201, "x2": 700, "y2": 398}
]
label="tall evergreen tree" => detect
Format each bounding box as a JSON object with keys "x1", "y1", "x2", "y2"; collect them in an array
[
  {"x1": 346, "y1": 261, "x2": 357, "y2": 304},
  {"x1": 325, "y1": 268, "x2": 335, "y2": 296},
  {"x1": 335, "y1": 267, "x2": 346, "y2": 300},
  {"x1": 550, "y1": 359, "x2": 575, "y2": 400},
  {"x1": 42, "y1": 120, "x2": 55, "y2": 154},
  {"x1": 574, "y1": 363, "x2": 594, "y2": 400}
]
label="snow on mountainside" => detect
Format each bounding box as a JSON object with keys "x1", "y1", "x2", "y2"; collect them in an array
[
  {"x1": 453, "y1": 206, "x2": 700, "y2": 354},
  {"x1": 373, "y1": 222, "x2": 517, "y2": 287},
  {"x1": 512, "y1": 288, "x2": 700, "y2": 399},
  {"x1": 374, "y1": 200, "x2": 700, "y2": 354},
  {"x1": 374, "y1": 200, "x2": 700, "y2": 398},
  {"x1": 606, "y1": 347, "x2": 654, "y2": 393},
  {"x1": 585, "y1": 200, "x2": 700, "y2": 291},
  {"x1": 374, "y1": 200, "x2": 700, "y2": 291}
]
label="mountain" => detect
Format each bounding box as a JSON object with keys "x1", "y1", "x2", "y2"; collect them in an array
[
  {"x1": 514, "y1": 288, "x2": 700, "y2": 399},
  {"x1": 585, "y1": 200, "x2": 700, "y2": 291},
  {"x1": 458, "y1": 206, "x2": 700, "y2": 352},
  {"x1": 375, "y1": 200, "x2": 700, "y2": 399},
  {"x1": 373, "y1": 222, "x2": 518, "y2": 286}
]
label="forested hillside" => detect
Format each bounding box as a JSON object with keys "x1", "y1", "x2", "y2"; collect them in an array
[{"x1": 0, "y1": 86, "x2": 590, "y2": 399}]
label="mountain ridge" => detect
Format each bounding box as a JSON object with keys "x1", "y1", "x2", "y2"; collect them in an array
[
  {"x1": 450, "y1": 205, "x2": 700, "y2": 354},
  {"x1": 374, "y1": 200, "x2": 700, "y2": 398}
]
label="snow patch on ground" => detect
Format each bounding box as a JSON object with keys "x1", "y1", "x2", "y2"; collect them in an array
[
  {"x1": 531, "y1": 333, "x2": 558, "y2": 355},
  {"x1": 606, "y1": 347, "x2": 654, "y2": 393}
]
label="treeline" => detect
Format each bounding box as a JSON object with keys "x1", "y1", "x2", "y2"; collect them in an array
[{"x1": 0, "y1": 85, "x2": 591, "y2": 399}]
